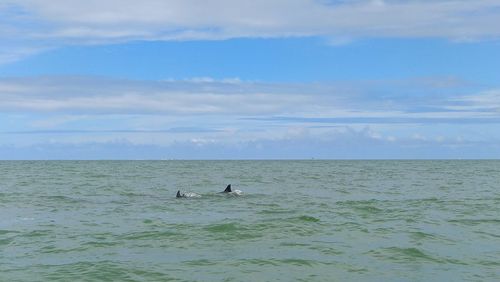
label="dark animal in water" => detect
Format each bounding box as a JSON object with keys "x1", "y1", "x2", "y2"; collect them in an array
[{"x1": 222, "y1": 184, "x2": 232, "y2": 193}]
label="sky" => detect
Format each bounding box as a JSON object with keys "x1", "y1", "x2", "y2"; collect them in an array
[{"x1": 1, "y1": 0, "x2": 500, "y2": 159}]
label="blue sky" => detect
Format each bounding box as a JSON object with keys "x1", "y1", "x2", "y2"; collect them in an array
[{"x1": 1, "y1": 0, "x2": 500, "y2": 159}]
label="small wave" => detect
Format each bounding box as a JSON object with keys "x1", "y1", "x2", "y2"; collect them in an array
[
  {"x1": 475, "y1": 231, "x2": 500, "y2": 238},
  {"x1": 367, "y1": 247, "x2": 441, "y2": 263},
  {"x1": 309, "y1": 245, "x2": 344, "y2": 255},
  {"x1": 81, "y1": 173, "x2": 110, "y2": 179},
  {"x1": 352, "y1": 205, "x2": 383, "y2": 213},
  {"x1": 120, "y1": 192, "x2": 150, "y2": 197},
  {"x1": 237, "y1": 258, "x2": 320, "y2": 267},
  {"x1": 120, "y1": 230, "x2": 180, "y2": 240},
  {"x1": 391, "y1": 247, "x2": 433, "y2": 260},
  {"x1": 474, "y1": 260, "x2": 500, "y2": 267},
  {"x1": 22, "y1": 230, "x2": 52, "y2": 238},
  {"x1": 204, "y1": 222, "x2": 262, "y2": 240},
  {"x1": 279, "y1": 242, "x2": 310, "y2": 247},
  {"x1": 238, "y1": 258, "x2": 280, "y2": 267},
  {"x1": 409, "y1": 231, "x2": 439, "y2": 240},
  {"x1": 295, "y1": 215, "x2": 320, "y2": 222},
  {"x1": 0, "y1": 237, "x2": 14, "y2": 246},
  {"x1": 258, "y1": 209, "x2": 294, "y2": 215},
  {"x1": 41, "y1": 261, "x2": 173, "y2": 281},
  {"x1": 0, "y1": 229, "x2": 20, "y2": 235},
  {"x1": 41, "y1": 195, "x2": 84, "y2": 204},
  {"x1": 205, "y1": 223, "x2": 240, "y2": 233},
  {"x1": 81, "y1": 241, "x2": 120, "y2": 248},
  {"x1": 279, "y1": 259, "x2": 315, "y2": 267},
  {"x1": 183, "y1": 259, "x2": 218, "y2": 266},
  {"x1": 448, "y1": 218, "x2": 500, "y2": 226},
  {"x1": 39, "y1": 245, "x2": 87, "y2": 254},
  {"x1": 0, "y1": 230, "x2": 19, "y2": 246}
]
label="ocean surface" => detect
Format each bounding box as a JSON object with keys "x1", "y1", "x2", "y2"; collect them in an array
[{"x1": 1, "y1": 160, "x2": 499, "y2": 281}]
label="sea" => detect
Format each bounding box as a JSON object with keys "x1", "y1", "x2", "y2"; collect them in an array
[{"x1": 1, "y1": 160, "x2": 499, "y2": 281}]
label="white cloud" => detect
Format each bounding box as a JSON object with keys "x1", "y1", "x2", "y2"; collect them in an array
[
  {"x1": 451, "y1": 89, "x2": 500, "y2": 112},
  {"x1": 0, "y1": 45, "x2": 50, "y2": 64},
  {"x1": 1, "y1": 74, "x2": 499, "y2": 159},
  {"x1": 0, "y1": 77, "x2": 318, "y2": 115},
  {"x1": 2, "y1": 0, "x2": 500, "y2": 45},
  {"x1": 1, "y1": 0, "x2": 499, "y2": 64},
  {"x1": 1, "y1": 76, "x2": 499, "y2": 120}
]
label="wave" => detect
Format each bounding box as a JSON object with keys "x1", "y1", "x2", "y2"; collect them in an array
[
  {"x1": 36, "y1": 261, "x2": 174, "y2": 281},
  {"x1": 119, "y1": 230, "x2": 181, "y2": 240},
  {"x1": 366, "y1": 246, "x2": 468, "y2": 265},
  {"x1": 294, "y1": 215, "x2": 320, "y2": 222},
  {"x1": 448, "y1": 218, "x2": 500, "y2": 226},
  {"x1": 40, "y1": 195, "x2": 84, "y2": 204}
]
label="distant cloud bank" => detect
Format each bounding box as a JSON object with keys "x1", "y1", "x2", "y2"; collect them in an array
[
  {"x1": 0, "y1": 76, "x2": 498, "y2": 120},
  {"x1": 1, "y1": 75, "x2": 499, "y2": 159}
]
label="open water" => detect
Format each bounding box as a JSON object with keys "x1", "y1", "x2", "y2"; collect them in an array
[{"x1": 1, "y1": 160, "x2": 499, "y2": 281}]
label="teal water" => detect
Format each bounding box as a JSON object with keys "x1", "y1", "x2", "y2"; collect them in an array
[{"x1": 1, "y1": 160, "x2": 499, "y2": 281}]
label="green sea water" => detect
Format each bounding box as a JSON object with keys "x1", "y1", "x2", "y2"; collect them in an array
[{"x1": 1, "y1": 160, "x2": 499, "y2": 281}]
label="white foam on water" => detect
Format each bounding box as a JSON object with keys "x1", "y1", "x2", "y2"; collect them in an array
[
  {"x1": 229, "y1": 190, "x2": 243, "y2": 196},
  {"x1": 183, "y1": 192, "x2": 201, "y2": 198}
]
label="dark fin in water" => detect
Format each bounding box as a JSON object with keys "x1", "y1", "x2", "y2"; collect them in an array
[
  {"x1": 176, "y1": 190, "x2": 182, "y2": 198},
  {"x1": 223, "y1": 184, "x2": 232, "y2": 193}
]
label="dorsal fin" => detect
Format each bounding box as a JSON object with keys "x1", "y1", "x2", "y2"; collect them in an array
[
  {"x1": 176, "y1": 190, "x2": 182, "y2": 198},
  {"x1": 223, "y1": 184, "x2": 232, "y2": 193}
]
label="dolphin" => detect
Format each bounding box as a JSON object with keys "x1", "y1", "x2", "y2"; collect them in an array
[
  {"x1": 177, "y1": 185, "x2": 235, "y2": 198},
  {"x1": 176, "y1": 190, "x2": 201, "y2": 198},
  {"x1": 221, "y1": 184, "x2": 242, "y2": 195},
  {"x1": 222, "y1": 184, "x2": 232, "y2": 193},
  {"x1": 176, "y1": 190, "x2": 185, "y2": 198}
]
